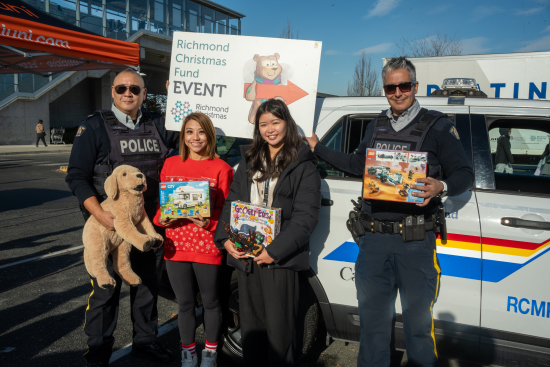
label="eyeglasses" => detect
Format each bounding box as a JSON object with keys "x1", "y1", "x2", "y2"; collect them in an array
[
  {"x1": 114, "y1": 84, "x2": 142, "y2": 95},
  {"x1": 383, "y1": 81, "x2": 416, "y2": 95}
]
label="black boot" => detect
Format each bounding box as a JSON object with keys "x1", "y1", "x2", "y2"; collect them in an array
[{"x1": 131, "y1": 341, "x2": 173, "y2": 363}]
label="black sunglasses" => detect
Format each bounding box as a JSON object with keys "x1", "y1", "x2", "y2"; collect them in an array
[
  {"x1": 114, "y1": 84, "x2": 142, "y2": 95},
  {"x1": 383, "y1": 81, "x2": 416, "y2": 95}
]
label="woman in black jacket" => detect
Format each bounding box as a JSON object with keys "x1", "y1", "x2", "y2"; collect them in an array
[{"x1": 214, "y1": 99, "x2": 321, "y2": 367}]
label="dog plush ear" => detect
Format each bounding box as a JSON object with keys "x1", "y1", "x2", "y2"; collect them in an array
[{"x1": 104, "y1": 173, "x2": 119, "y2": 199}]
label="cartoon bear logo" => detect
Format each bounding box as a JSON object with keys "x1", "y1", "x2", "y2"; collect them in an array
[{"x1": 245, "y1": 53, "x2": 286, "y2": 123}]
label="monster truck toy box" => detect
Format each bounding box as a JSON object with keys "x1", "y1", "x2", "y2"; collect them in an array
[
  {"x1": 159, "y1": 181, "x2": 211, "y2": 219},
  {"x1": 363, "y1": 148, "x2": 427, "y2": 204},
  {"x1": 230, "y1": 201, "x2": 281, "y2": 254}
]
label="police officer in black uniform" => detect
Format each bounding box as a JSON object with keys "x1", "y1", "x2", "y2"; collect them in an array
[
  {"x1": 66, "y1": 69, "x2": 178, "y2": 366},
  {"x1": 305, "y1": 57, "x2": 474, "y2": 367}
]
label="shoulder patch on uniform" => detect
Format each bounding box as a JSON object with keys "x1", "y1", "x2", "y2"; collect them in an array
[
  {"x1": 449, "y1": 126, "x2": 460, "y2": 140},
  {"x1": 76, "y1": 126, "x2": 86, "y2": 137}
]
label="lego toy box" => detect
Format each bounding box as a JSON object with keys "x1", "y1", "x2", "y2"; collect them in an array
[
  {"x1": 159, "y1": 181, "x2": 211, "y2": 219},
  {"x1": 225, "y1": 201, "x2": 282, "y2": 257},
  {"x1": 363, "y1": 149, "x2": 427, "y2": 203}
]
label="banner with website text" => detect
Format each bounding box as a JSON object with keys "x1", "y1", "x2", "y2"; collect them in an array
[{"x1": 166, "y1": 32, "x2": 322, "y2": 137}]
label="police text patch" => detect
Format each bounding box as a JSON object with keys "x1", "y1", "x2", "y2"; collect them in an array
[
  {"x1": 76, "y1": 126, "x2": 86, "y2": 137},
  {"x1": 373, "y1": 140, "x2": 412, "y2": 151},
  {"x1": 449, "y1": 126, "x2": 460, "y2": 140}
]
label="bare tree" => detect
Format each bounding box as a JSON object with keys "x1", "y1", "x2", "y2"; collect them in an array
[
  {"x1": 347, "y1": 51, "x2": 381, "y2": 97},
  {"x1": 395, "y1": 31, "x2": 463, "y2": 57},
  {"x1": 280, "y1": 19, "x2": 299, "y2": 39}
]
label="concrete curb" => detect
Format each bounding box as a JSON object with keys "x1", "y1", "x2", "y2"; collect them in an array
[
  {"x1": 0, "y1": 150, "x2": 72, "y2": 156},
  {"x1": 0, "y1": 145, "x2": 73, "y2": 156}
]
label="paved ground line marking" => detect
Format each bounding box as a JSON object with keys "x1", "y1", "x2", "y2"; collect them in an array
[
  {"x1": 0, "y1": 245, "x2": 84, "y2": 270},
  {"x1": 109, "y1": 308, "x2": 204, "y2": 364},
  {"x1": 36, "y1": 162, "x2": 70, "y2": 166}
]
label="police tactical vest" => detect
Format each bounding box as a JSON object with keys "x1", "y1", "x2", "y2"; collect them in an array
[
  {"x1": 369, "y1": 108, "x2": 446, "y2": 180},
  {"x1": 93, "y1": 109, "x2": 169, "y2": 198}
]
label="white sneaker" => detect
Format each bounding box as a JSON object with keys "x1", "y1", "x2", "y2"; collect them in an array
[
  {"x1": 200, "y1": 349, "x2": 217, "y2": 367},
  {"x1": 181, "y1": 350, "x2": 198, "y2": 367}
]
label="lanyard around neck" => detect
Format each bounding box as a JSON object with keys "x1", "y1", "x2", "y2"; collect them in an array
[{"x1": 262, "y1": 178, "x2": 270, "y2": 206}]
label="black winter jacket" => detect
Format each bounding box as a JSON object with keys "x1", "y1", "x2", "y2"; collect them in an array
[
  {"x1": 495, "y1": 127, "x2": 514, "y2": 165},
  {"x1": 214, "y1": 142, "x2": 322, "y2": 272}
]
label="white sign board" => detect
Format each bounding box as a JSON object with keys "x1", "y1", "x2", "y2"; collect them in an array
[{"x1": 166, "y1": 32, "x2": 322, "y2": 137}]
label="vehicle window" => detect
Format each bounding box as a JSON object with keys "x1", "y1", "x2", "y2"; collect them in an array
[
  {"x1": 343, "y1": 116, "x2": 374, "y2": 178},
  {"x1": 318, "y1": 118, "x2": 344, "y2": 178},
  {"x1": 216, "y1": 136, "x2": 252, "y2": 167},
  {"x1": 346, "y1": 117, "x2": 372, "y2": 154},
  {"x1": 486, "y1": 118, "x2": 550, "y2": 196}
]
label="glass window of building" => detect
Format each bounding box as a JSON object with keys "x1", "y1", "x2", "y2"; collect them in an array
[
  {"x1": 129, "y1": 0, "x2": 148, "y2": 34},
  {"x1": 151, "y1": 0, "x2": 167, "y2": 34},
  {"x1": 186, "y1": 0, "x2": 200, "y2": 32},
  {"x1": 21, "y1": 0, "x2": 46, "y2": 11},
  {"x1": 79, "y1": 0, "x2": 104, "y2": 34},
  {"x1": 215, "y1": 11, "x2": 227, "y2": 34},
  {"x1": 201, "y1": 5, "x2": 214, "y2": 34},
  {"x1": 228, "y1": 16, "x2": 239, "y2": 35},
  {"x1": 49, "y1": 0, "x2": 77, "y2": 25},
  {"x1": 106, "y1": 0, "x2": 127, "y2": 40},
  {"x1": 171, "y1": 0, "x2": 183, "y2": 29}
]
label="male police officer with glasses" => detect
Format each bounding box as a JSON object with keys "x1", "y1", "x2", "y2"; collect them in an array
[
  {"x1": 66, "y1": 69, "x2": 178, "y2": 366},
  {"x1": 305, "y1": 57, "x2": 474, "y2": 367}
]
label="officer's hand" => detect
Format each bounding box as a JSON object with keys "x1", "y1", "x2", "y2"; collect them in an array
[
  {"x1": 303, "y1": 132, "x2": 319, "y2": 152},
  {"x1": 159, "y1": 216, "x2": 179, "y2": 228},
  {"x1": 166, "y1": 80, "x2": 169, "y2": 92},
  {"x1": 97, "y1": 210, "x2": 116, "y2": 231},
  {"x1": 189, "y1": 213, "x2": 209, "y2": 229},
  {"x1": 411, "y1": 178, "x2": 444, "y2": 207},
  {"x1": 254, "y1": 249, "x2": 274, "y2": 266},
  {"x1": 224, "y1": 240, "x2": 248, "y2": 260}
]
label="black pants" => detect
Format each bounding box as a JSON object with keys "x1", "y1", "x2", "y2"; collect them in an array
[
  {"x1": 36, "y1": 132, "x2": 47, "y2": 146},
  {"x1": 166, "y1": 261, "x2": 221, "y2": 345},
  {"x1": 238, "y1": 265, "x2": 301, "y2": 367},
  {"x1": 355, "y1": 231, "x2": 440, "y2": 367},
  {"x1": 83, "y1": 200, "x2": 164, "y2": 363}
]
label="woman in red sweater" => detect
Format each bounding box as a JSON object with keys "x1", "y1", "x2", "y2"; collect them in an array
[{"x1": 154, "y1": 112, "x2": 233, "y2": 367}]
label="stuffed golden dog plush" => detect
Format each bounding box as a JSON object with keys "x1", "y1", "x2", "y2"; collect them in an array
[{"x1": 82, "y1": 165, "x2": 163, "y2": 289}]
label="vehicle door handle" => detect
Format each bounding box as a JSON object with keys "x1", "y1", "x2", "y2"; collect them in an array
[
  {"x1": 321, "y1": 198, "x2": 333, "y2": 206},
  {"x1": 501, "y1": 217, "x2": 550, "y2": 231}
]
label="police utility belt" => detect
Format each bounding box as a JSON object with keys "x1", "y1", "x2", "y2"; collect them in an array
[{"x1": 346, "y1": 198, "x2": 447, "y2": 243}]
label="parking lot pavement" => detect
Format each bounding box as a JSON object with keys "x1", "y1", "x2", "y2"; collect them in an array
[{"x1": 0, "y1": 153, "x2": 483, "y2": 367}]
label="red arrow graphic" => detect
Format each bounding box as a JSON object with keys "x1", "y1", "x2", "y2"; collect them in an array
[{"x1": 243, "y1": 81, "x2": 309, "y2": 105}]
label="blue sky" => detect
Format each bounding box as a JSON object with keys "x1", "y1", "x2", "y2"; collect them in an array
[{"x1": 223, "y1": 0, "x2": 550, "y2": 96}]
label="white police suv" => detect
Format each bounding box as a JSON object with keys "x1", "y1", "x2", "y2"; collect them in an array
[{"x1": 163, "y1": 89, "x2": 550, "y2": 365}]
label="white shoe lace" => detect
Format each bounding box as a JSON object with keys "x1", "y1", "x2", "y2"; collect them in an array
[
  {"x1": 181, "y1": 350, "x2": 198, "y2": 367},
  {"x1": 200, "y1": 350, "x2": 217, "y2": 367}
]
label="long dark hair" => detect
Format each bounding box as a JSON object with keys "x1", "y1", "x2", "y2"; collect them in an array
[{"x1": 245, "y1": 99, "x2": 301, "y2": 182}]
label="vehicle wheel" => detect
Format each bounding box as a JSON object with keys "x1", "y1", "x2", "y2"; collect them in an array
[
  {"x1": 221, "y1": 273, "x2": 320, "y2": 363},
  {"x1": 198, "y1": 202, "x2": 203, "y2": 206},
  {"x1": 183, "y1": 204, "x2": 187, "y2": 209}
]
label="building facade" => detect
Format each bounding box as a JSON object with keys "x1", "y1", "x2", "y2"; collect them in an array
[{"x1": 0, "y1": 0, "x2": 244, "y2": 144}]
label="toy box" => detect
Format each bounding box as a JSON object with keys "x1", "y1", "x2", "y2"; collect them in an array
[
  {"x1": 363, "y1": 149, "x2": 427, "y2": 204},
  {"x1": 226, "y1": 201, "x2": 282, "y2": 257},
  {"x1": 159, "y1": 181, "x2": 211, "y2": 219}
]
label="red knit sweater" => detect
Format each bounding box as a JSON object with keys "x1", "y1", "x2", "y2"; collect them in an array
[{"x1": 154, "y1": 156, "x2": 234, "y2": 265}]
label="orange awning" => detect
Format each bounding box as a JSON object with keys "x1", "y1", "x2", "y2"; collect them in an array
[{"x1": 0, "y1": 0, "x2": 140, "y2": 75}]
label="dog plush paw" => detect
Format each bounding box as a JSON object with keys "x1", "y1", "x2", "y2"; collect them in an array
[
  {"x1": 97, "y1": 275, "x2": 116, "y2": 289},
  {"x1": 121, "y1": 274, "x2": 142, "y2": 287},
  {"x1": 151, "y1": 235, "x2": 164, "y2": 249}
]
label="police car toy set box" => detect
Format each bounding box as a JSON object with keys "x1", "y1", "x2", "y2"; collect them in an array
[
  {"x1": 159, "y1": 179, "x2": 211, "y2": 219},
  {"x1": 363, "y1": 149, "x2": 427, "y2": 203},
  {"x1": 223, "y1": 201, "x2": 281, "y2": 257}
]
